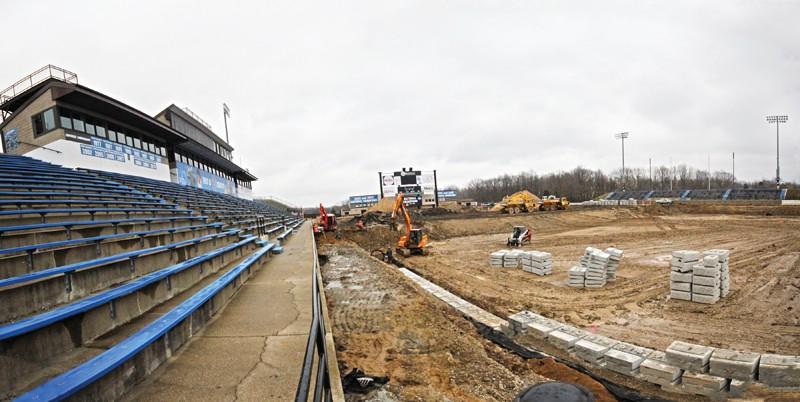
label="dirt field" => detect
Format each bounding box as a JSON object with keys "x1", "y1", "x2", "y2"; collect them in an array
[
  {"x1": 343, "y1": 205, "x2": 800, "y2": 357},
  {"x1": 319, "y1": 243, "x2": 617, "y2": 402}
]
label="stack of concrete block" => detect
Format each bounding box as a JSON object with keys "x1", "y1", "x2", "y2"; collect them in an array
[
  {"x1": 579, "y1": 247, "x2": 600, "y2": 267},
  {"x1": 704, "y1": 249, "x2": 730, "y2": 297},
  {"x1": 489, "y1": 250, "x2": 508, "y2": 268},
  {"x1": 640, "y1": 351, "x2": 685, "y2": 386},
  {"x1": 758, "y1": 354, "x2": 800, "y2": 387},
  {"x1": 504, "y1": 250, "x2": 523, "y2": 268},
  {"x1": 521, "y1": 251, "x2": 553, "y2": 275},
  {"x1": 670, "y1": 250, "x2": 699, "y2": 301},
  {"x1": 604, "y1": 247, "x2": 623, "y2": 281},
  {"x1": 568, "y1": 266, "x2": 587, "y2": 287},
  {"x1": 709, "y1": 348, "x2": 760, "y2": 381},
  {"x1": 584, "y1": 250, "x2": 610, "y2": 288},
  {"x1": 604, "y1": 342, "x2": 655, "y2": 375},
  {"x1": 507, "y1": 311, "x2": 563, "y2": 346},
  {"x1": 666, "y1": 341, "x2": 714, "y2": 373},
  {"x1": 573, "y1": 333, "x2": 618, "y2": 365},
  {"x1": 692, "y1": 255, "x2": 721, "y2": 304}
]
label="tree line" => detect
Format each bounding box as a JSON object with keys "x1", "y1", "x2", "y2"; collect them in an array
[{"x1": 453, "y1": 165, "x2": 796, "y2": 203}]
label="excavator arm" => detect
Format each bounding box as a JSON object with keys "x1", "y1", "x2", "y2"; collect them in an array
[{"x1": 391, "y1": 193, "x2": 412, "y2": 245}]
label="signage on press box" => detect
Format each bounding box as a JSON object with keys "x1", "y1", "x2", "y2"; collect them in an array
[{"x1": 349, "y1": 194, "x2": 380, "y2": 208}]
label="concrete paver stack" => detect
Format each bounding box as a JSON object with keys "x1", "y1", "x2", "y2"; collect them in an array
[
  {"x1": 604, "y1": 247, "x2": 623, "y2": 281},
  {"x1": 489, "y1": 250, "x2": 508, "y2": 268},
  {"x1": 669, "y1": 250, "x2": 698, "y2": 301},
  {"x1": 704, "y1": 249, "x2": 730, "y2": 297},
  {"x1": 521, "y1": 251, "x2": 553, "y2": 275},
  {"x1": 670, "y1": 249, "x2": 730, "y2": 304},
  {"x1": 584, "y1": 250, "x2": 610, "y2": 288},
  {"x1": 692, "y1": 255, "x2": 721, "y2": 304},
  {"x1": 568, "y1": 266, "x2": 587, "y2": 287}
]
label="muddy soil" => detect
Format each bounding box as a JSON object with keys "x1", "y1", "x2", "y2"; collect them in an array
[
  {"x1": 344, "y1": 207, "x2": 800, "y2": 356},
  {"x1": 320, "y1": 243, "x2": 617, "y2": 402}
]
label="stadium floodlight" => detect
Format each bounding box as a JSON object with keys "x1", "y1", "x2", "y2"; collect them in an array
[
  {"x1": 223, "y1": 103, "x2": 231, "y2": 146},
  {"x1": 765, "y1": 115, "x2": 788, "y2": 188},
  {"x1": 614, "y1": 132, "x2": 629, "y2": 191}
]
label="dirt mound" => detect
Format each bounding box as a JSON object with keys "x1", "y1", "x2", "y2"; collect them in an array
[{"x1": 367, "y1": 197, "x2": 396, "y2": 213}]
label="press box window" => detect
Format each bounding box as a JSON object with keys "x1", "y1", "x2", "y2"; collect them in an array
[{"x1": 32, "y1": 109, "x2": 56, "y2": 136}]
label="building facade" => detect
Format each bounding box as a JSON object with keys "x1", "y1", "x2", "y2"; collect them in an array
[{"x1": 0, "y1": 65, "x2": 256, "y2": 199}]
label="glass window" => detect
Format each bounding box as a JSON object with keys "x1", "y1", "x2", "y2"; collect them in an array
[
  {"x1": 32, "y1": 114, "x2": 45, "y2": 135},
  {"x1": 72, "y1": 117, "x2": 85, "y2": 132},
  {"x1": 85, "y1": 123, "x2": 96, "y2": 135},
  {"x1": 117, "y1": 133, "x2": 126, "y2": 144},
  {"x1": 108, "y1": 130, "x2": 117, "y2": 142},
  {"x1": 43, "y1": 109, "x2": 55, "y2": 131},
  {"x1": 159, "y1": 147, "x2": 166, "y2": 156},
  {"x1": 125, "y1": 136, "x2": 133, "y2": 147},
  {"x1": 148, "y1": 143, "x2": 155, "y2": 153},
  {"x1": 133, "y1": 137, "x2": 141, "y2": 149},
  {"x1": 96, "y1": 126, "x2": 106, "y2": 138},
  {"x1": 60, "y1": 114, "x2": 73, "y2": 129}
]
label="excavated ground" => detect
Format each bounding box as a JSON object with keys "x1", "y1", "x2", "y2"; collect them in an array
[
  {"x1": 319, "y1": 243, "x2": 617, "y2": 402},
  {"x1": 342, "y1": 204, "x2": 800, "y2": 356}
]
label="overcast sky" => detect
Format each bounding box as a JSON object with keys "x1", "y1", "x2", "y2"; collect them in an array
[{"x1": 3, "y1": 1, "x2": 799, "y2": 205}]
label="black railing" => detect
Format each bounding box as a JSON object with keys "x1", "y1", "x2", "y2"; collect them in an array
[{"x1": 294, "y1": 228, "x2": 334, "y2": 402}]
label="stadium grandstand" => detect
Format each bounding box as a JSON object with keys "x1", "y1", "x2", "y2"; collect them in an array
[
  {"x1": 0, "y1": 66, "x2": 338, "y2": 400},
  {"x1": 605, "y1": 188, "x2": 786, "y2": 201}
]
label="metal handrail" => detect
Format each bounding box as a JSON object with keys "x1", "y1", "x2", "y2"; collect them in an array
[
  {"x1": 295, "y1": 227, "x2": 334, "y2": 402},
  {"x1": 0, "y1": 65, "x2": 78, "y2": 106}
]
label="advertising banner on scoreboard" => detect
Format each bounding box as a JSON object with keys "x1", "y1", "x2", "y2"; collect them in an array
[{"x1": 349, "y1": 194, "x2": 380, "y2": 208}]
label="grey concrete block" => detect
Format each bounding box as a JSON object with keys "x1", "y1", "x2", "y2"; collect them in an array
[
  {"x1": 641, "y1": 351, "x2": 684, "y2": 386},
  {"x1": 692, "y1": 275, "x2": 720, "y2": 287},
  {"x1": 709, "y1": 348, "x2": 760, "y2": 380},
  {"x1": 728, "y1": 379, "x2": 749, "y2": 397},
  {"x1": 672, "y1": 250, "x2": 701, "y2": 262},
  {"x1": 692, "y1": 266, "x2": 719, "y2": 277},
  {"x1": 670, "y1": 290, "x2": 692, "y2": 301},
  {"x1": 670, "y1": 282, "x2": 691, "y2": 292},
  {"x1": 547, "y1": 325, "x2": 588, "y2": 352},
  {"x1": 692, "y1": 293, "x2": 719, "y2": 304},
  {"x1": 692, "y1": 284, "x2": 720, "y2": 296},
  {"x1": 605, "y1": 349, "x2": 648, "y2": 375},
  {"x1": 573, "y1": 334, "x2": 618, "y2": 365},
  {"x1": 671, "y1": 261, "x2": 695, "y2": 272},
  {"x1": 670, "y1": 271, "x2": 692, "y2": 283},
  {"x1": 666, "y1": 341, "x2": 714, "y2": 372},
  {"x1": 758, "y1": 354, "x2": 800, "y2": 387}
]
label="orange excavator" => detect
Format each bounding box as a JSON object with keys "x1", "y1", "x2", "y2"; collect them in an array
[
  {"x1": 391, "y1": 193, "x2": 429, "y2": 256},
  {"x1": 313, "y1": 203, "x2": 337, "y2": 235}
]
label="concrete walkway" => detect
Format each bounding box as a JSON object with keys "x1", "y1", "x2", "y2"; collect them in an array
[{"x1": 126, "y1": 223, "x2": 314, "y2": 402}]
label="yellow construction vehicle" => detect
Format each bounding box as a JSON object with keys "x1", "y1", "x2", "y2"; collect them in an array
[
  {"x1": 391, "y1": 193, "x2": 429, "y2": 256},
  {"x1": 490, "y1": 190, "x2": 542, "y2": 214},
  {"x1": 539, "y1": 195, "x2": 569, "y2": 211}
]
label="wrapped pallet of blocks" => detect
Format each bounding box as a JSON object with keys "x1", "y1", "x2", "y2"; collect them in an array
[
  {"x1": 504, "y1": 250, "x2": 523, "y2": 268},
  {"x1": 489, "y1": 250, "x2": 508, "y2": 268},
  {"x1": 604, "y1": 247, "x2": 624, "y2": 281},
  {"x1": 568, "y1": 266, "x2": 586, "y2": 287},
  {"x1": 521, "y1": 251, "x2": 553, "y2": 276},
  {"x1": 670, "y1": 250, "x2": 699, "y2": 301},
  {"x1": 584, "y1": 250, "x2": 609, "y2": 288}
]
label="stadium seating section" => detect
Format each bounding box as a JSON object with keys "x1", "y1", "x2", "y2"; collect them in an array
[
  {"x1": 605, "y1": 188, "x2": 784, "y2": 201},
  {"x1": 0, "y1": 154, "x2": 303, "y2": 399}
]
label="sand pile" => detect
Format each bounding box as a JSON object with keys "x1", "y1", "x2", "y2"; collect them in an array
[{"x1": 367, "y1": 197, "x2": 397, "y2": 213}]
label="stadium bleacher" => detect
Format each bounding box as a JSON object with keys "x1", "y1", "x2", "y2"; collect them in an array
[
  {"x1": 604, "y1": 188, "x2": 784, "y2": 201},
  {"x1": 0, "y1": 154, "x2": 303, "y2": 399}
]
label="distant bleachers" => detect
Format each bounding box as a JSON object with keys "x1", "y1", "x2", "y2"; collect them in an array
[
  {"x1": 727, "y1": 188, "x2": 782, "y2": 200},
  {"x1": 684, "y1": 189, "x2": 725, "y2": 200},
  {"x1": 604, "y1": 188, "x2": 783, "y2": 201},
  {"x1": 0, "y1": 154, "x2": 303, "y2": 398}
]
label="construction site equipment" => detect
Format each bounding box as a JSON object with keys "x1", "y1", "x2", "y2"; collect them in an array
[
  {"x1": 507, "y1": 225, "x2": 532, "y2": 247},
  {"x1": 313, "y1": 203, "x2": 337, "y2": 234},
  {"x1": 539, "y1": 195, "x2": 569, "y2": 211},
  {"x1": 391, "y1": 193, "x2": 429, "y2": 256},
  {"x1": 491, "y1": 190, "x2": 542, "y2": 214}
]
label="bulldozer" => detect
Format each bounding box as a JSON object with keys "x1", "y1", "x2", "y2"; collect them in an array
[
  {"x1": 539, "y1": 195, "x2": 569, "y2": 211},
  {"x1": 391, "y1": 193, "x2": 429, "y2": 256},
  {"x1": 490, "y1": 190, "x2": 542, "y2": 214}
]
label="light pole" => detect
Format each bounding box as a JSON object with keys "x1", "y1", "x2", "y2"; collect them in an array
[
  {"x1": 766, "y1": 115, "x2": 787, "y2": 188},
  {"x1": 223, "y1": 103, "x2": 231, "y2": 145},
  {"x1": 615, "y1": 132, "x2": 629, "y2": 191}
]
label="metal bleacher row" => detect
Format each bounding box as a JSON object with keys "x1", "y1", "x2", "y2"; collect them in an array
[
  {"x1": 0, "y1": 154, "x2": 303, "y2": 400},
  {"x1": 605, "y1": 188, "x2": 785, "y2": 201}
]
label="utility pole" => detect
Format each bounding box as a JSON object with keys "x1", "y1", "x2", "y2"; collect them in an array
[
  {"x1": 707, "y1": 153, "x2": 711, "y2": 191},
  {"x1": 615, "y1": 132, "x2": 629, "y2": 191},
  {"x1": 649, "y1": 157, "x2": 652, "y2": 190},
  {"x1": 669, "y1": 157, "x2": 673, "y2": 191},
  {"x1": 765, "y1": 115, "x2": 787, "y2": 189},
  {"x1": 732, "y1": 152, "x2": 735, "y2": 187}
]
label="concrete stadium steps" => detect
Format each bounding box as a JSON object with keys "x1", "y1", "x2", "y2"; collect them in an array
[
  {"x1": 0, "y1": 222, "x2": 223, "y2": 277},
  {"x1": 0, "y1": 236, "x2": 265, "y2": 396},
  {"x1": 0, "y1": 216, "x2": 212, "y2": 250},
  {"x1": 0, "y1": 230, "x2": 242, "y2": 322}
]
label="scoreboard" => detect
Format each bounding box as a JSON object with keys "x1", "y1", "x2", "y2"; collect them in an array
[{"x1": 379, "y1": 168, "x2": 438, "y2": 207}]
